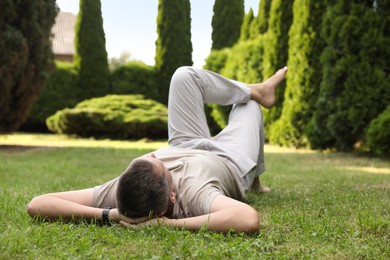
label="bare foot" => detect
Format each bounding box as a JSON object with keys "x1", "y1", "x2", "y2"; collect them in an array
[
  {"x1": 250, "y1": 177, "x2": 272, "y2": 193},
  {"x1": 249, "y1": 66, "x2": 288, "y2": 108},
  {"x1": 258, "y1": 185, "x2": 271, "y2": 193}
]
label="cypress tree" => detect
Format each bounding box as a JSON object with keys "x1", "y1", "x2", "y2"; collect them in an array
[
  {"x1": 155, "y1": 0, "x2": 193, "y2": 105},
  {"x1": 74, "y1": 0, "x2": 109, "y2": 100},
  {"x1": 261, "y1": 0, "x2": 293, "y2": 132},
  {"x1": 240, "y1": 8, "x2": 254, "y2": 41},
  {"x1": 211, "y1": 0, "x2": 244, "y2": 50},
  {"x1": 0, "y1": 0, "x2": 58, "y2": 133},
  {"x1": 249, "y1": 0, "x2": 272, "y2": 39},
  {"x1": 269, "y1": 0, "x2": 326, "y2": 147},
  {"x1": 307, "y1": 0, "x2": 390, "y2": 150}
]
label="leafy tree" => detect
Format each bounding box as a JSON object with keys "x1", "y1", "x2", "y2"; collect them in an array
[
  {"x1": 269, "y1": 0, "x2": 326, "y2": 147},
  {"x1": 211, "y1": 0, "x2": 244, "y2": 50},
  {"x1": 155, "y1": 0, "x2": 193, "y2": 105},
  {"x1": 261, "y1": 0, "x2": 293, "y2": 132},
  {"x1": 109, "y1": 51, "x2": 132, "y2": 71},
  {"x1": 307, "y1": 0, "x2": 390, "y2": 150},
  {"x1": 0, "y1": 0, "x2": 58, "y2": 133},
  {"x1": 74, "y1": 0, "x2": 109, "y2": 99}
]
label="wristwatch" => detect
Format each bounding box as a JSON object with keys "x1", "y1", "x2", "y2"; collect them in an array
[{"x1": 101, "y1": 207, "x2": 112, "y2": 226}]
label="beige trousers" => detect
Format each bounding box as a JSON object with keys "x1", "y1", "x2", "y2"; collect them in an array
[{"x1": 167, "y1": 66, "x2": 265, "y2": 191}]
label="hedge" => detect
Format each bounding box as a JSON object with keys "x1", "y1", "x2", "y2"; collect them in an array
[
  {"x1": 110, "y1": 61, "x2": 158, "y2": 100},
  {"x1": 46, "y1": 95, "x2": 168, "y2": 140},
  {"x1": 21, "y1": 62, "x2": 80, "y2": 132},
  {"x1": 367, "y1": 105, "x2": 390, "y2": 155}
]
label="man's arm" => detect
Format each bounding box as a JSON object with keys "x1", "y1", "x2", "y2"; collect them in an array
[
  {"x1": 27, "y1": 189, "x2": 124, "y2": 223},
  {"x1": 121, "y1": 195, "x2": 260, "y2": 234}
]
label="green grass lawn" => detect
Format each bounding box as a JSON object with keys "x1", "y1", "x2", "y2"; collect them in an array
[{"x1": 0, "y1": 134, "x2": 389, "y2": 259}]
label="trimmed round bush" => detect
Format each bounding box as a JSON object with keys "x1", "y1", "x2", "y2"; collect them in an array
[
  {"x1": 367, "y1": 105, "x2": 390, "y2": 155},
  {"x1": 46, "y1": 95, "x2": 168, "y2": 140}
]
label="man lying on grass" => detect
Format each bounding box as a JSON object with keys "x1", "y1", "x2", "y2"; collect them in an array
[{"x1": 28, "y1": 66, "x2": 288, "y2": 234}]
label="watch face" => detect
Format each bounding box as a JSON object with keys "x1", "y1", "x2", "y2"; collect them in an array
[{"x1": 102, "y1": 208, "x2": 112, "y2": 226}]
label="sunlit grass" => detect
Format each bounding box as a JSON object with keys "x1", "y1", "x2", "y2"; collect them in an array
[
  {"x1": 0, "y1": 132, "x2": 168, "y2": 150},
  {"x1": 0, "y1": 133, "x2": 389, "y2": 258}
]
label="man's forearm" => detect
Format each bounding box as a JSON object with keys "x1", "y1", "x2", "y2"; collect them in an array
[
  {"x1": 171, "y1": 207, "x2": 259, "y2": 233},
  {"x1": 27, "y1": 195, "x2": 102, "y2": 222},
  {"x1": 135, "y1": 205, "x2": 260, "y2": 234}
]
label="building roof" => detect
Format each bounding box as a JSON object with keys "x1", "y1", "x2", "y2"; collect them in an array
[{"x1": 52, "y1": 12, "x2": 76, "y2": 55}]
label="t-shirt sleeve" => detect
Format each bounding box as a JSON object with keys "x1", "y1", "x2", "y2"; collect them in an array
[
  {"x1": 92, "y1": 177, "x2": 119, "y2": 208},
  {"x1": 189, "y1": 187, "x2": 223, "y2": 216}
]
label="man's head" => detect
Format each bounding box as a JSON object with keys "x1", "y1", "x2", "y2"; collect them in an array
[{"x1": 116, "y1": 153, "x2": 175, "y2": 218}]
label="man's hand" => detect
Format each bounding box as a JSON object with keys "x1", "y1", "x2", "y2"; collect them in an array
[
  {"x1": 108, "y1": 208, "x2": 150, "y2": 224},
  {"x1": 119, "y1": 216, "x2": 170, "y2": 228}
]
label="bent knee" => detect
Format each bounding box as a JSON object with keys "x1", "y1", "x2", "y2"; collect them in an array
[
  {"x1": 172, "y1": 66, "x2": 193, "y2": 77},
  {"x1": 247, "y1": 100, "x2": 263, "y2": 117},
  {"x1": 170, "y1": 66, "x2": 197, "y2": 87}
]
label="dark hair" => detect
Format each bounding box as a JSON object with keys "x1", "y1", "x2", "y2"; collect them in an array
[{"x1": 116, "y1": 159, "x2": 169, "y2": 218}]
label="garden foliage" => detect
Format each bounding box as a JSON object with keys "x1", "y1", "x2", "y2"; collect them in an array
[
  {"x1": 5, "y1": 0, "x2": 390, "y2": 155},
  {"x1": 211, "y1": 0, "x2": 244, "y2": 50},
  {"x1": 110, "y1": 61, "x2": 158, "y2": 100},
  {"x1": 240, "y1": 8, "x2": 254, "y2": 41},
  {"x1": 21, "y1": 62, "x2": 79, "y2": 132},
  {"x1": 307, "y1": 0, "x2": 390, "y2": 151},
  {"x1": 367, "y1": 105, "x2": 390, "y2": 155},
  {"x1": 46, "y1": 95, "x2": 168, "y2": 139},
  {"x1": 250, "y1": 0, "x2": 271, "y2": 38},
  {"x1": 268, "y1": 0, "x2": 325, "y2": 147},
  {"x1": 74, "y1": 0, "x2": 110, "y2": 99},
  {"x1": 0, "y1": 0, "x2": 57, "y2": 133},
  {"x1": 155, "y1": 0, "x2": 193, "y2": 105},
  {"x1": 261, "y1": 0, "x2": 293, "y2": 132}
]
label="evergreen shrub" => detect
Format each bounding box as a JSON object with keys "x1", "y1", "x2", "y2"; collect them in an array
[
  {"x1": 155, "y1": 0, "x2": 193, "y2": 105},
  {"x1": 111, "y1": 61, "x2": 158, "y2": 100},
  {"x1": 74, "y1": 0, "x2": 110, "y2": 99},
  {"x1": 308, "y1": 1, "x2": 390, "y2": 151},
  {"x1": 222, "y1": 36, "x2": 265, "y2": 83},
  {"x1": 261, "y1": 0, "x2": 293, "y2": 132},
  {"x1": 46, "y1": 95, "x2": 168, "y2": 140},
  {"x1": 0, "y1": 0, "x2": 58, "y2": 133},
  {"x1": 211, "y1": 0, "x2": 244, "y2": 50},
  {"x1": 367, "y1": 105, "x2": 390, "y2": 155},
  {"x1": 22, "y1": 62, "x2": 79, "y2": 132},
  {"x1": 268, "y1": 0, "x2": 325, "y2": 147},
  {"x1": 203, "y1": 49, "x2": 230, "y2": 74}
]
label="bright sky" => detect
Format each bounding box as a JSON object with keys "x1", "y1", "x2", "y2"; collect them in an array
[{"x1": 56, "y1": 0, "x2": 259, "y2": 68}]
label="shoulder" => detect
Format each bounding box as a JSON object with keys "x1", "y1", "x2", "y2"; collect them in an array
[{"x1": 93, "y1": 177, "x2": 120, "y2": 208}]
